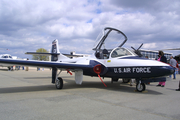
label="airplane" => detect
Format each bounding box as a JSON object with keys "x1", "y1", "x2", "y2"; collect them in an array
[
  {"x1": 0, "y1": 27, "x2": 175, "y2": 92},
  {"x1": 0, "y1": 48, "x2": 15, "y2": 70},
  {"x1": 0, "y1": 54, "x2": 14, "y2": 70}
]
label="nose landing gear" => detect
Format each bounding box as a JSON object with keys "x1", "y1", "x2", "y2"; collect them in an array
[{"x1": 136, "y1": 80, "x2": 146, "y2": 92}]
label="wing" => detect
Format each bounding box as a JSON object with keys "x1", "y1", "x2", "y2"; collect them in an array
[
  {"x1": 156, "y1": 48, "x2": 180, "y2": 51},
  {"x1": 0, "y1": 58, "x2": 107, "y2": 75}
]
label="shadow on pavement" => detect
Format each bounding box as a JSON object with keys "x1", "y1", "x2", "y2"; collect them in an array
[{"x1": 0, "y1": 78, "x2": 162, "y2": 95}]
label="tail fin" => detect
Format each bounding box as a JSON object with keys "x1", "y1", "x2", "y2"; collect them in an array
[
  {"x1": 51, "y1": 39, "x2": 60, "y2": 61},
  {"x1": 51, "y1": 39, "x2": 69, "y2": 61}
]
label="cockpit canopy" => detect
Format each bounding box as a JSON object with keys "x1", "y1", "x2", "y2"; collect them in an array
[
  {"x1": 93, "y1": 27, "x2": 136, "y2": 59},
  {"x1": 93, "y1": 27, "x2": 127, "y2": 51},
  {"x1": 95, "y1": 47, "x2": 136, "y2": 59},
  {"x1": 1, "y1": 54, "x2": 12, "y2": 59}
]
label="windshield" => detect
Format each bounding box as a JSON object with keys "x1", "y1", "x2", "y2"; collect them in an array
[
  {"x1": 111, "y1": 48, "x2": 132, "y2": 58},
  {"x1": 2, "y1": 56, "x2": 8, "y2": 58}
]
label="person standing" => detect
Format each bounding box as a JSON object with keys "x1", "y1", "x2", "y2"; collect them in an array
[
  {"x1": 176, "y1": 81, "x2": 180, "y2": 91},
  {"x1": 25, "y1": 58, "x2": 29, "y2": 71},
  {"x1": 145, "y1": 56, "x2": 150, "y2": 84},
  {"x1": 169, "y1": 56, "x2": 177, "y2": 79},
  {"x1": 156, "y1": 51, "x2": 167, "y2": 87}
]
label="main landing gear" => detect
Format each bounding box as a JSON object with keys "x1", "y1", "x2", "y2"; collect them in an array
[
  {"x1": 136, "y1": 81, "x2": 146, "y2": 92},
  {"x1": 55, "y1": 77, "x2": 63, "y2": 89},
  {"x1": 54, "y1": 69, "x2": 64, "y2": 89},
  {"x1": 122, "y1": 78, "x2": 131, "y2": 83}
]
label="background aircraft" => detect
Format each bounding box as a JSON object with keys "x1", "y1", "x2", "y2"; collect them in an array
[
  {"x1": 0, "y1": 54, "x2": 14, "y2": 70},
  {"x1": 0, "y1": 54, "x2": 12, "y2": 59},
  {"x1": 0, "y1": 27, "x2": 175, "y2": 92}
]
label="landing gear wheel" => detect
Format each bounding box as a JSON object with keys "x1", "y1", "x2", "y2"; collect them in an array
[
  {"x1": 136, "y1": 83, "x2": 146, "y2": 92},
  {"x1": 55, "y1": 77, "x2": 63, "y2": 89},
  {"x1": 111, "y1": 78, "x2": 119, "y2": 83},
  {"x1": 122, "y1": 78, "x2": 130, "y2": 83}
]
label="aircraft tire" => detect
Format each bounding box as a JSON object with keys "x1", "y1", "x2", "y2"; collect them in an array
[
  {"x1": 122, "y1": 78, "x2": 130, "y2": 83},
  {"x1": 136, "y1": 83, "x2": 146, "y2": 92},
  {"x1": 111, "y1": 78, "x2": 119, "y2": 83},
  {"x1": 55, "y1": 77, "x2": 63, "y2": 89}
]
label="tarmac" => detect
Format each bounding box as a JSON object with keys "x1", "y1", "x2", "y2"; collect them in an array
[{"x1": 0, "y1": 67, "x2": 180, "y2": 120}]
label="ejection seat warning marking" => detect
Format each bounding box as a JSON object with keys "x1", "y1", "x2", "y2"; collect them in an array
[{"x1": 114, "y1": 67, "x2": 151, "y2": 74}]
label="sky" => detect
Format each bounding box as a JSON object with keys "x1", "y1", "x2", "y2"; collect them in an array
[{"x1": 0, "y1": 0, "x2": 180, "y2": 59}]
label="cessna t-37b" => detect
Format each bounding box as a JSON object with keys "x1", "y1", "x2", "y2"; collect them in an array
[{"x1": 0, "y1": 27, "x2": 175, "y2": 92}]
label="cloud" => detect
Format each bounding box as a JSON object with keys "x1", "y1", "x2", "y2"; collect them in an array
[
  {"x1": 0, "y1": 0, "x2": 180, "y2": 58},
  {"x1": 143, "y1": 43, "x2": 157, "y2": 49}
]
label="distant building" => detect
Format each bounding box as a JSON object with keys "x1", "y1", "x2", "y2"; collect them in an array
[{"x1": 139, "y1": 49, "x2": 172, "y2": 60}]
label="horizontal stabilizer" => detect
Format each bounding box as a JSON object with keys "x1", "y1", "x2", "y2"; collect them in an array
[
  {"x1": 25, "y1": 52, "x2": 60, "y2": 56},
  {"x1": 62, "y1": 54, "x2": 83, "y2": 57},
  {"x1": 25, "y1": 52, "x2": 83, "y2": 57}
]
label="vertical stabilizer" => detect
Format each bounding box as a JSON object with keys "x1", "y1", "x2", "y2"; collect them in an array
[
  {"x1": 51, "y1": 39, "x2": 69, "y2": 61},
  {"x1": 51, "y1": 39, "x2": 60, "y2": 61}
]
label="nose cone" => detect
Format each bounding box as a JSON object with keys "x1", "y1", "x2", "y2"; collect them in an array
[
  {"x1": 170, "y1": 66, "x2": 175, "y2": 74},
  {"x1": 161, "y1": 66, "x2": 175, "y2": 76}
]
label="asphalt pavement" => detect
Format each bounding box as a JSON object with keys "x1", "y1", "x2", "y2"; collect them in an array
[{"x1": 0, "y1": 67, "x2": 180, "y2": 120}]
